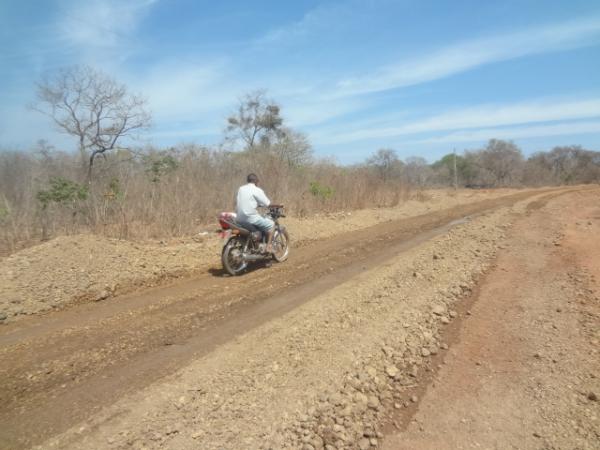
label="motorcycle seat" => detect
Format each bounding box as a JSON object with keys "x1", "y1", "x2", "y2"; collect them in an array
[{"x1": 235, "y1": 221, "x2": 259, "y2": 232}]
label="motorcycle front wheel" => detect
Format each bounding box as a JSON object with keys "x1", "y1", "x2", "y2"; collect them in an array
[
  {"x1": 271, "y1": 227, "x2": 290, "y2": 262},
  {"x1": 222, "y1": 237, "x2": 248, "y2": 276}
]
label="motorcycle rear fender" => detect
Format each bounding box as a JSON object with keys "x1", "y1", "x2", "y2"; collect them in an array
[{"x1": 222, "y1": 235, "x2": 247, "y2": 250}]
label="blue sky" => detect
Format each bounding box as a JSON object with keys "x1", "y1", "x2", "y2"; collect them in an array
[{"x1": 1, "y1": 0, "x2": 599, "y2": 163}]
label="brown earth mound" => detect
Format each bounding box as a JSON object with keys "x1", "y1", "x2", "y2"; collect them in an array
[{"x1": 0, "y1": 189, "x2": 520, "y2": 323}]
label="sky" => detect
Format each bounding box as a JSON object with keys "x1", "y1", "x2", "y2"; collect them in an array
[{"x1": 1, "y1": 0, "x2": 599, "y2": 164}]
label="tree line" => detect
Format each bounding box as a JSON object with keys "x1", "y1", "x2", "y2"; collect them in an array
[
  {"x1": 371, "y1": 140, "x2": 600, "y2": 189},
  {"x1": 0, "y1": 65, "x2": 598, "y2": 253}
]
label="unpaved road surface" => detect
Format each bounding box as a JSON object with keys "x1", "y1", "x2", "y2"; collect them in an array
[
  {"x1": 382, "y1": 188, "x2": 600, "y2": 450},
  {"x1": 0, "y1": 187, "x2": 598, "y2": 450}
]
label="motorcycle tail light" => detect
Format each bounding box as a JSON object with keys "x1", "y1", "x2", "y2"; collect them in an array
[{"x1": 217, "y1": 212, "x2": 237, "y2": 229}]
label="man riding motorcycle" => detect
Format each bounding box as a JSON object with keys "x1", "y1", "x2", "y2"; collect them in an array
[
  {"x1": 218, "y1": 174, "x2": 288, "y2": 275},
  {"x1": 235, "y1": 173, "x2": 275, "y2": 253}
]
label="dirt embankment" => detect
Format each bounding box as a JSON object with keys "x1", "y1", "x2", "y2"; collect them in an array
[
  {"x1": 28, "y1": 188, "x2": 597, "y2": 450},
  {"x1": 0, "y1": 188, "x2": 520, "y2": 323}
]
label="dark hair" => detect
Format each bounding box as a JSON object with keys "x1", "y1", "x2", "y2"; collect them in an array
[{"x1": 247, "y1": 173, "x2": 259, "y2": 184}]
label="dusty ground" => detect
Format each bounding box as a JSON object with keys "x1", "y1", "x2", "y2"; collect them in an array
[
  {"x1": 382, "y1": 189, "x2": 600, "y2": 450},
  {"x1": 0, "y1": 186, "x2": 598, "y2": 450},
  {"x1": 0, "y1": 188, "x2": 520, "y2": 322}
]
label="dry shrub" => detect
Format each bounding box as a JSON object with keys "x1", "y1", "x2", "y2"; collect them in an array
[
  {"x1": 411, "y1": 189, "x2": 433, "y2": 202},
  {"x1": 0, "y1": 145, "x2": 411, "y2": 254},
  {"x1": 3, "y1": 139, "x2": 598, "y2": 255}
]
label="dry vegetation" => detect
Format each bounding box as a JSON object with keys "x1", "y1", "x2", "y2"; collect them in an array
[
  {"x1": 0, "y1": 145, "x2": 413, "y2": 254},
  {"x1": 1, "y1": 66, "x2": 599, "y2": 255}
]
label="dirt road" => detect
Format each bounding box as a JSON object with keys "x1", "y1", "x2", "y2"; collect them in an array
[
  {"x1": 1, "y1": 187, "x2": 598, "y2": 449},
  {"x1": 382, "y1": 188, "x2": 600, "y2": 450}
]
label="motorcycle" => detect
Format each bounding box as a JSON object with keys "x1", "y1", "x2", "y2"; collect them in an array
[{"x1": 218, "y1": 205, "x2": 290, "y2": 276}]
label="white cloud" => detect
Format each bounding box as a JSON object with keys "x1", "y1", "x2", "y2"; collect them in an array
[
  {"x1": 131, "y1": 61, "x2": 232, "y2": 121},
  {"x1": 283, "y1": 97, "x2": 368, "y2": 128},
  {"x1": 314, "y1": 98, "x2": 600, "y2": 144},
  {"x1": 255, "y1": 14, "x2": 600, "y2": 128},
  {"x1": 255, "y1": 2, "x2": 351, "y2": 46},
  {"x1": 413, "y1": 120, "x2": 600, "y2": 144},
  {"x1": 335, "y1": 17, "x2": 600, "y2": 96},
  {"x1": 58, "y1": 0, "x2": 157, "y2": 52},
  {"x1": 5, "y1": 3, "x2": 600, "y2": 154},
  {"x1": 129, "y1": 59, "x2": 368, "y2": 136}
]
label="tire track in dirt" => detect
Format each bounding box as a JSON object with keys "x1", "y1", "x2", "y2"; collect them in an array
[
  {"x1": 368, "y1": 187, "x2": 567, "y2": 439},
  {"x1": 0, "y1": 187, "x2": 579, "y2": 449},
  {"x1": 381, "y1": 188, "x2": 600, "y2": 450}
]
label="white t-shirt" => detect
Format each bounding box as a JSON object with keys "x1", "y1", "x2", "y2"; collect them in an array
[{"x1": 236, "y1": 183, "x2": 271, "y2": 224}]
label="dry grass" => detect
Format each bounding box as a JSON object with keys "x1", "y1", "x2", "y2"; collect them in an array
[
  {"x1": 0, "y1": 146, "x2": 410, "y2": 255},
  {"x1": 4, "y1": 141, "x2": 597, "y2": 256}
]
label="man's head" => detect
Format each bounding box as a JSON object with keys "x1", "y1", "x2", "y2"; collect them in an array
[{"x1": 247, "y1": 173, "x2": 259, "y2": 185}]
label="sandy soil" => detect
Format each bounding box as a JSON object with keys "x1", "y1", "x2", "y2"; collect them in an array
[
  {"x1": 0, "y1": 186, "x2": 597, "y2": 450},
  {"x1": 0, "y1": 188, "x2": 521, "y2": 323}
]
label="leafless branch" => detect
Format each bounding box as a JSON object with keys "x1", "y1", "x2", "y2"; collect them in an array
[{"x1": 34, "y1": 65, "x2": 151, "y2": 182}]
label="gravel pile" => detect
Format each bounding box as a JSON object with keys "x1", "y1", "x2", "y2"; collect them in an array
[{"x1": 0, "y1": 234, "x2": 219, "y2": 321}]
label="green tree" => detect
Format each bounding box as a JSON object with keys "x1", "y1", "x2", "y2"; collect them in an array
[
  {"x1": 432, "y1": 152, "x2": 476, "y2": 186},
  {"x1": 144, "y1": 152, "x2": 179, "y2": 183},
  {"x1": 36, "y1": 177, "x2": 89, "y2": 210},
  {"x1": 309, "y1": 181, "x2": 334, "y2": 201}
]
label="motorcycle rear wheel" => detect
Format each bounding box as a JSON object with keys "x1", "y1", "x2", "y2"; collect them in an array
[{"x1": 222, "y1": 237, "x2": 248, "y2": 276}]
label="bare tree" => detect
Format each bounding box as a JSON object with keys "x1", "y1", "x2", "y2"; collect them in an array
[
  {"x1": 34, "y1": 65, "x2": 151, "y2": 182},
  {"x1": 539, "y1": 146, "x2": 600, "y2": 184},
  {"x1": 225, "y1": 90, "x2": 283, "y2": 149},
  {"x1": 271, "y1": 127, "x2": 313, "y2": 167},
  {"x1": 523, "y1": 151, "x2": 556, "y2": 185},
  {"x1": 403, "y1": 156, "x2": 432, "y2": 188},
  {"x1": 475, "y1": 139, "x2": 524, "y2": 187},
  {"x1": 366, "y1": 148, "x2": 403, "y2": 182}
]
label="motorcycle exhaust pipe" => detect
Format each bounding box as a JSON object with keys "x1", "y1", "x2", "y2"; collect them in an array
[{"x1": 242, "y1": 253, "x2": 267, "y2": 261}]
